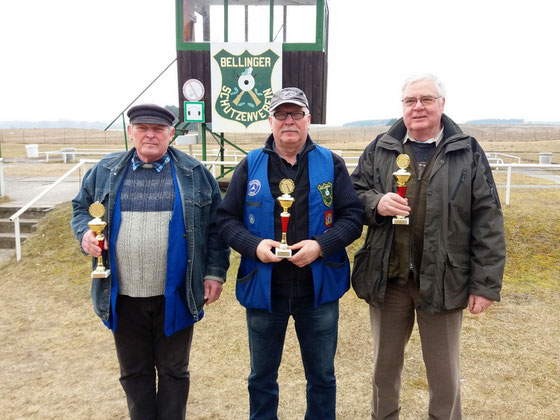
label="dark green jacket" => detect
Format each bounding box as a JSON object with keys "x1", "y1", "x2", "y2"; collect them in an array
[{"x1": 351, "y1": 115, "x2": 505, "y2": 312}]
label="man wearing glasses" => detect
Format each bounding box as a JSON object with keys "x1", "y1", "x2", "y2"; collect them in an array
[
  {"x1": 351, "y1": 74, "x2": 505, "y2": 419},
  {"x1": 217, "y1": 87, "x2": 363, "y2": 419}
]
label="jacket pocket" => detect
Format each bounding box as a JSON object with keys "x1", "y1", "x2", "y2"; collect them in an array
[
  {"x1": 451, "y1": 168, "x2": 468, "y2": 201},
  {"x1": 443, "y1": 251, "x2": 470, "y2": 310},
  {"x1": 236, "y1": 260, "x2": 270, "y2": 310},
  {"x1": 323, "y1": 251, "x2": 350, "y2": 297},
  {"x1": 351, "y1": 245, "x2": 373, "y2": 301},
  {"x1": 375, "y1": 168, "x2": 385, "y2": 191},
  {"x1": 91, "y1": 275, "x2": 111, "y2": 321},
  {"x1": 194, "y1": 190, "x2": 212, "y2": 228},
  {"x1": 245, "y1": 201, "x2": 262, "y2": 236}
]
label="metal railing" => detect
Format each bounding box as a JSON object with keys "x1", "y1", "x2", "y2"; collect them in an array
[
  {"x1": 9, "y1": 159, "x2": 98, "y2": 261},
  {"x1": 0, "y1": 158, "x2": 5, "y2": 197},
  {"x1": 6, "y1": 158, "x2": 560, "y2": 262},
  {"x1": 486, "y1": 152, "x2": 521, "y2": 165},
  {"x1": 493, "y1": 163, "x2": 560, "y2": 205}
]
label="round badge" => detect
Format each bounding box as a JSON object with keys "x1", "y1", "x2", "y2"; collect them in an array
[
  {"x1": 248, "y1": 180, "x2": 261, "y2": 196},
  {"x1": 182, "y1": 79, "x2": 205, "y2": 101}
]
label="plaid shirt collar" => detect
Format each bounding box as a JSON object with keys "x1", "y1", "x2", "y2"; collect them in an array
[{"x1": 131, "y1": 151, "x2": 170, "y2": 172}]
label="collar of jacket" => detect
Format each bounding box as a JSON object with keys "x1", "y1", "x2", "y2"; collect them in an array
[
  {"x1": 380, "y1": 114, "x2": 471, "y2": 153},
  {"x1": 100, "y1": 146, "x2": 201, "y2": 172},
  {"x1": 263, "y1": 133, "x2": 316, "y2": 160}
]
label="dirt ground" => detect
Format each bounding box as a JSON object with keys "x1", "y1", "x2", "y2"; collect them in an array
[
  {"x1": 0, "y1": 180, "x2": 559, "y2": 419},
  {"x1": 1, "y1": 249, "x2": 558, "y2": 419}
]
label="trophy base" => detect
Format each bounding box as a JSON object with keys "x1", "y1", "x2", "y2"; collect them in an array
[
  {"x1": 275, "y1": 247, "x2": 292, "y2": 258},
  {"x1": 392, "y1": 217, "x2": 409, "y2": 225},
  {"x1": 92, "y1": 268, "x2": 111, "y2": 279}
]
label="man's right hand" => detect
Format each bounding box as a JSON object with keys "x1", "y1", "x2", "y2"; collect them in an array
[
  {"x1": 81, "y1": 229, "x2": 108, "y2": 257},
  {"x1": 377, "y1": 192, "x2": 411, "y2": 217},
  {"x1": 256, "y1": 239, "x2": 283, "y2": 263}
]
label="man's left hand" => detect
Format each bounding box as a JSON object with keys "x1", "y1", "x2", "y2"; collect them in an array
[
  {"x1": 288, "y1": 240, "x2": 322, "y2": 268},
  {"x1": 204, "y1": 279, "x2": 223, "y2": 305},
  {"x1": 468, "y1": 294, "x2": 494, "y2": 314}
]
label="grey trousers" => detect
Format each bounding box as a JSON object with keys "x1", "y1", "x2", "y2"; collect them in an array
[{"x1": 369, "y1": 278, "x2": 463, "y2": 420}]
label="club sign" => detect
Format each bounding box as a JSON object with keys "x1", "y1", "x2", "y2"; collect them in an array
[{"x1": 211, "y1": 43, "x2": 282, "y2": 133}]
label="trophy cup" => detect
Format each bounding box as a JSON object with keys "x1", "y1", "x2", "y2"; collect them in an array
[
  {"x1": 88, "y1": 202, "x2": 111, "y2": 278},
  {"x1": 392, "y1": 154, "x2": 411, "y2": 225},
  {"x1": 275, "y1": 178, "x2": 295, "y2": 258}
]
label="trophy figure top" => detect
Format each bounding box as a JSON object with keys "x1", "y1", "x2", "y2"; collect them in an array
[
  {"x1": 278, "y1": 179, "x2": 295, "y2": 212},
  {"x1": 393, "y1": 154, "x2": 411, "y2": 186},
  {"x1": 88, "y1": 202, "x2": 107, "y2": 235}
]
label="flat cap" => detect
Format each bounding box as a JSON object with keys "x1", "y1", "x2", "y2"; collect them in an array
[
  {"x1": 127, "y1": 103, "x2": 176, "y2": 126},
  {"x1": 269, "y1": 87, "x2": 309, "y2": 112}
]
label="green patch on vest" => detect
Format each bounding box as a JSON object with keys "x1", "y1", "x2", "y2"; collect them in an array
[{"x1": 317, "y1": 182, "x2": 333, "y2": 207}]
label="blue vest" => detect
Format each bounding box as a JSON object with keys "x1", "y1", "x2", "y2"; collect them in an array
[
  {"x1": 107, "y1": 161, "x2": 198, "y2": 336},
  {"x1": 237, "y1": 145, "x2": 350, "y2": 311}
]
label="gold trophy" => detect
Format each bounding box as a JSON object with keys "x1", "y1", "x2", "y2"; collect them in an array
[
  {"x1": 88, "y1": 202, "x2": 111, "y2": 278},
  {"x1": 392, "y1": 154, "x2": 411, "y2": 225},
  {"x1": 275, "y1": 179, "x2": 295, "y2": 258}
]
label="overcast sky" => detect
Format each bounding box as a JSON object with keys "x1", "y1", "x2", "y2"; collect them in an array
[{"x1": 1, "y1": 0, "x2": 559, "y2": 126}]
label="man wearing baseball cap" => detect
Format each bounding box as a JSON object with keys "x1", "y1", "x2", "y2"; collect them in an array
[
  {"x1": 217, "y1": 88, "x2": 363, "y2": 419},
  {"x1": 71, "y1": 103, "x2": 229, "y2": 419}
]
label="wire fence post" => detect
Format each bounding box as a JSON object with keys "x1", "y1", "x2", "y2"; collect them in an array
[{"x1": 0, "y1": 158, "x2": 5, "y2": 197}]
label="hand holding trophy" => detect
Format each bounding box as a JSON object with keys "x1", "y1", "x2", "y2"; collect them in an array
[
  {"x1": 392, "y1": 154, "x2": 411, "y2": 225},
  {"x1": 275, "y1": 179, "x2": 295, "y2": 258},
  {"x1": 88, "y1": 202, "x2": 111, "y2": 278}
]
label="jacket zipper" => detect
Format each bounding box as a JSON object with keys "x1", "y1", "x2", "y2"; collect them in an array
[
  {"x1": 408, "y1": 169, "x2": 422, "y2": 275},
  {"x1": 376, "y1": 168, "x2": 385, "y2": 191},
  {"x1": 451, "y1": 168, "x2": 467, "y2": 201}
]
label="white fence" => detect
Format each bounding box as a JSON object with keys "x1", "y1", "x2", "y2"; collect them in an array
[
  {"x1": 5, "y1": 158, "x2": 560, "y2": 262},
  {"x1": 493, "y1": 163, "x2": 560, "y2": 205}
]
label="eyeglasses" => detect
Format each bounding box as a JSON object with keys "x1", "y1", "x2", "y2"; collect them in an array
[
  {"x1": 272, "y1": 111, "x2": 307, "y2": 120},
  {"x1": 402, "y1": 96, "x2": 440, "y2": 107}
]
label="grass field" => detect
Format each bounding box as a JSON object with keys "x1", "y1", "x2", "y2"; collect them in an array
[
  {"x1": 0, "y1": 135, "x2": 558, "y2": 418},
  {"x1": 0, "y1": 184, "x2": 558, "y2": 419}
]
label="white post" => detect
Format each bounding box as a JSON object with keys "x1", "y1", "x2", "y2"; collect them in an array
[
  {"x1": 505, "y1": 166, "x2": 512, "y2": 206},
  {"x1": 0, "y1": 158, "x2": 5, "y2": 197},
  {"x1": 14, "y1": 217, "x2": 21, "y2": 262}
]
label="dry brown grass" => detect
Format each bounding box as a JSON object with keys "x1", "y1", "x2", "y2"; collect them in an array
[
  {"x1": 0, "y1": 187, "x2": 558, "y2": 419},
  {"x1": 4, "y1": 163, "x2": 88, "y2": 177},
  {"x1": 492, "y1": 171, "x2": 557, "y2": 185},
  {"x1": 0, "y1": 134, "x2": 559, "y2": 418}
]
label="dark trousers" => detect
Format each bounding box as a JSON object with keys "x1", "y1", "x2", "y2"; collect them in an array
[
  {"x1": 113, "y1": 295, "x2": 194, "y2": 420},
  {"x1": 246, "y1": 296, "x2": 339, "y2": 420}
]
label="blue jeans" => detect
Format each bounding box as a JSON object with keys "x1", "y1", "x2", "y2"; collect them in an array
[{"x1": 246, "y1": 296, "x2": 339, "y2": 420}]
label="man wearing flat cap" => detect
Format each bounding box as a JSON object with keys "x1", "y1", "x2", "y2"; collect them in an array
[
  {"x1": 217, "y1": 88, "x2": 363, "y2": 419},
  {"x1": 71, "y1": 103, "x2": 229, "y2": 419}
]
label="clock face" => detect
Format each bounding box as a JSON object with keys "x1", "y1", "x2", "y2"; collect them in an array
[{"x1": 182, "y1": 79, "x2": 205, "y2": 101}]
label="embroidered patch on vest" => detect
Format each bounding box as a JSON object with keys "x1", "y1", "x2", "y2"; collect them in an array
[
  {"x1": 249, "y1": 213, "x2": 255, "y2": 224},
  {"x1": 248, "y1": 179, "x2": 261, "y2": 196},
  {"x1": 317, "y1": 182, "x2": 333, "y2": 207},
  {"x1": 324, "y1": 209, "x2": 333, "y2": 228}
]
